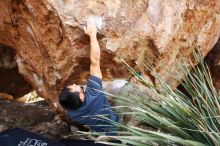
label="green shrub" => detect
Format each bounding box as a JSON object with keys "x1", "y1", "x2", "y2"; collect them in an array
[{"x1": 92, "y1": 52, "x2": 220, "y2": 146}]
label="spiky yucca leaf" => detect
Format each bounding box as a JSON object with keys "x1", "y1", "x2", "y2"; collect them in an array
[{"x1": 92, "y1": 52, "x2": 220, "y2": 146}]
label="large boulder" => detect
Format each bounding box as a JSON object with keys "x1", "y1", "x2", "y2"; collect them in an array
[{"x1": 0, "y1": 0, "x2": 220, "y2": 112}]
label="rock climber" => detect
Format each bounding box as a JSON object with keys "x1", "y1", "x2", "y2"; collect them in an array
[{"x1": 59, "y1": 18, "x2": 119, "y2": 135}]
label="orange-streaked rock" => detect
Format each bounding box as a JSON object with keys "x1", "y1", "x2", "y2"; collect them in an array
[{"x1": 0, "y1": 0, "x2": 219, "y2": 112}]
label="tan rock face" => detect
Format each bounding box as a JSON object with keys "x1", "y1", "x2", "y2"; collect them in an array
[{"x1": 0, "y1": 0, "x2": 220, "y2": 112}]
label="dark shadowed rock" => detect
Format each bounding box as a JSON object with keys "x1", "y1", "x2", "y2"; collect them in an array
[
  {"x1": 0, "y1": 45, "x2": 32, "y2": 98},
  {"x1": 0, "y1": 99, "x2": 71, "y2": 139}
]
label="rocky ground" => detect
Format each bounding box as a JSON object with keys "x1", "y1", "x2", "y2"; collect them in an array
[{"x1": 0, "y1": 98, "x2": 86, "y2": 141}]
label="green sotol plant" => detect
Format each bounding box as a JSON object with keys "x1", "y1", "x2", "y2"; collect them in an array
[{"x1": 94, "y1": 52, "x2": 220, "y2": 146}]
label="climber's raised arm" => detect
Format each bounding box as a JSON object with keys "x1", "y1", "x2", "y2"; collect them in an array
[{"x1": 83, "y1": 19, "x2": 102, "y2": 79}]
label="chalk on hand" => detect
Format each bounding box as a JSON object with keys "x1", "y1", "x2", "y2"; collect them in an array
[{"x1": 86, "y1": 16, "x2": 103, "y2": 30}]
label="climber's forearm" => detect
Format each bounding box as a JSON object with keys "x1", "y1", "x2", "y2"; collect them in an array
[
  {"x1": 89, "y1": 35, "x2": 102, "y2": 78},
  {"x1": 83, "y1": 19, "x2": 102, "y2": 78},
  {"x1": 89, "y1": 35, "x2": 100, "y2": 66}
]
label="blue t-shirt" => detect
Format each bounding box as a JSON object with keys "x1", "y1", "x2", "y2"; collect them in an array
[{"x1": 68, "y1": 75, "x2": 119, "y2": 135}]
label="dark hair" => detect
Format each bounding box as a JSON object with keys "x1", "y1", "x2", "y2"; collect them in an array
[{"x1": 59, "y1": 86, "x2": 82, "y2": 110}]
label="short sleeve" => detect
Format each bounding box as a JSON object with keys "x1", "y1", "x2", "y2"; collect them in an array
[{"x1": 86, "y1": 75, "x2": 103, "y2": 96}]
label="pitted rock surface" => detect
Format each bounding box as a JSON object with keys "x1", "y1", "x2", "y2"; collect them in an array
[{"x1": 0, "y1": 0, "x2": 220, "y2": 112}]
